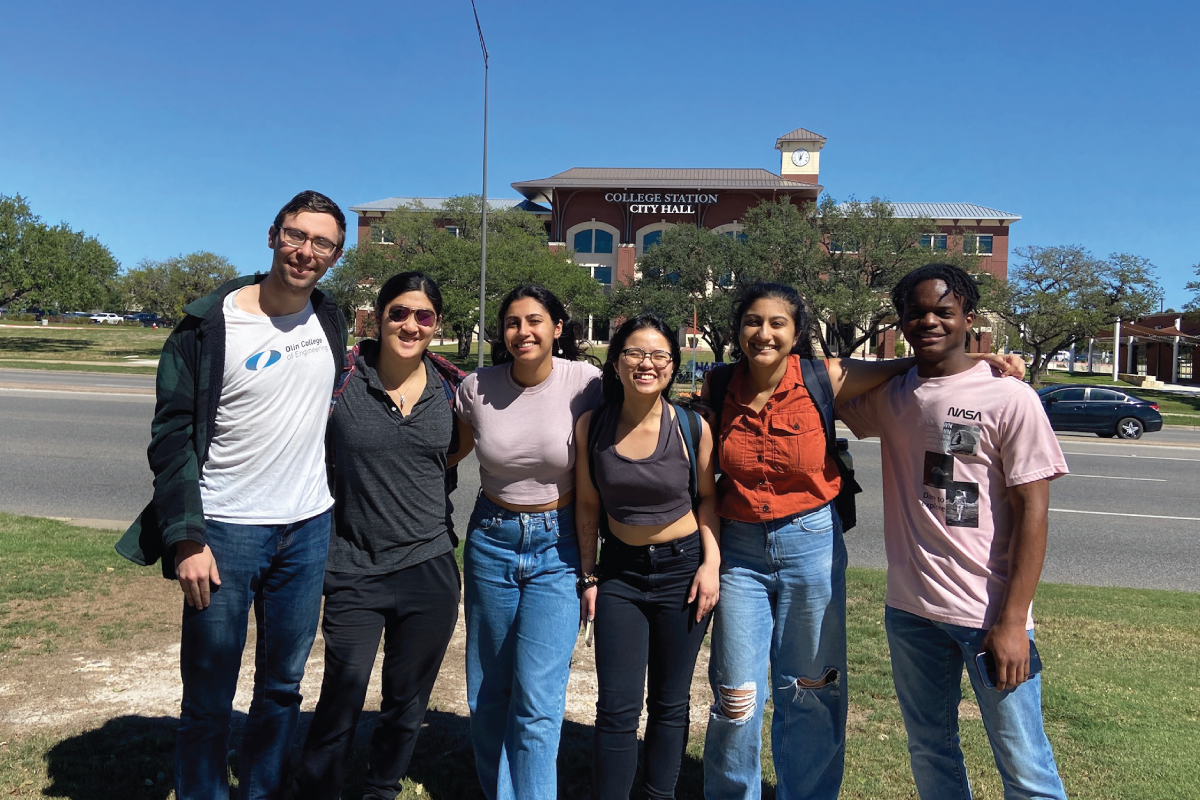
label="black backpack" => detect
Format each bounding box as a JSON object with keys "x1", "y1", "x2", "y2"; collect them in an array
[{"x1": 706, "y1": 359, "x2": 861, "y2": 531}]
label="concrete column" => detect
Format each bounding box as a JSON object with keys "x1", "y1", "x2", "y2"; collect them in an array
[
  {"x1": 1127, "y1": 336, "x2": 1136, "y2": 374},
  {"x1": 1112, "y1": 319, "x2": 1121, "y2": 381},
  {"x1": 1174, "y1": 316, "x2": 1182, "y2": 384},
  {"x1": 1068, "y1": 343, "x2": 1076, "y2": 375},
  {"x1": 1087, "y1": 338, "x2": 1094, "y2": 373}
]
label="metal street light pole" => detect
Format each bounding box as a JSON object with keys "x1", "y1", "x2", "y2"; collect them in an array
[{"x1": 471, "y1": 0, "x2": 489, "y2": 369}]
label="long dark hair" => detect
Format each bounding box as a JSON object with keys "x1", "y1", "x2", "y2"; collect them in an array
[
  {"x1": 490, "y1": 285, "x2": 589, "y2": 365},
  {"x1": 601, "y1": 313, "x2": 680, "y2": 406},
  {"x1": 727, "y1": 282, "x2": 814, "y2": 361}
]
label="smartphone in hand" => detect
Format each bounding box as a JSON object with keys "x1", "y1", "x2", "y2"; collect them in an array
[{"x1": 975, "y1": 640, "x2": 1043, "y2": 690}]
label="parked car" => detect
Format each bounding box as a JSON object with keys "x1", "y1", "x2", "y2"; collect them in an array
[
  {"x1": 1036, "y1": 384, "x2": 1163, "y2": 439},
  {"x1": 129, "y1": 312, "x2": 164, "y2": 327},
  {"x1": 89, "y1": 312, "x2": 124, "y2": 324}
]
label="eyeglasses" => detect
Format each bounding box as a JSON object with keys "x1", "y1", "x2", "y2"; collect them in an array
[
  {"x1": 278, "y1": 227, "x2": 339, "y2": 257},
  {"x1": 386, "y1": 305, "x2": 438, "y2": 327},
  {"x1": 620, "y1": 348, "x2": 673, "y2": 368}
]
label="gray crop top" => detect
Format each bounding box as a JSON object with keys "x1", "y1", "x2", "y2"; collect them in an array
[{"x1": 592, "y1": 398, "x2": 693, "y2": 526}]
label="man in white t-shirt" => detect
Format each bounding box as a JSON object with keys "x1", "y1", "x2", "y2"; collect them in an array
[
  {"x1": 118, "y1": 191, "x2": 348, "y2": 800},
  {"x1": 837, "y1": 264, "x2": 1069, "y2": 800}
]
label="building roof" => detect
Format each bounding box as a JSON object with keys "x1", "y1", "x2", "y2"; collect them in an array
[
  {"x1": 512, "y1": 168, "x2": 821, "y2": 203},
  {"x1": 349, "y1": 197, "x2": 551, "y2": 215},
  {"x1": 774, "y1": 127, "x2": 828, "y2": 147},
  {"x1": 875, "y1": 202, "x2": 1022, "y2": 222}
]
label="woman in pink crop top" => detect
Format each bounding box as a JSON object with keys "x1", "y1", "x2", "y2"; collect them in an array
[
  {"x1": 575, "y1": 314, "x2": 720, "y2": 800},
  {"x1": 454, "y1": 285, "x2": 602, "y2": 800}
]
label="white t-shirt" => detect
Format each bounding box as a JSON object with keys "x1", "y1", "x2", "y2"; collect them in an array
[
  {"x1": 837, "y1": 361, "x2": 1068, "y2": 630},
  {"x1": 455, "y1": 358, "x2": 602, "y2": 505},
  {"x1": 199, "y1": 291, "x2": 336, "y2": 524}
]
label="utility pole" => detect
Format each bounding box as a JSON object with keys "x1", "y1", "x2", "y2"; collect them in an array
[{"x1": 471, "y1": 0, "x2": 489, "y2": 368}]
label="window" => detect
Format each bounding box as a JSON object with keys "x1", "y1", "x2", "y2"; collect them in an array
[
  {"x1": 642, "y1": 230, "x2": 662, "y2": 251},
  {"x1": 1052, "y1": 388, "x2": 1086, "y2": 401},
  {"x1": 963, "y1": 234, "x2": 994, "y2": 256},
  {"x1": 444, "y1": 226, "x2": 461, "y2": 238},
  {"x1": 828, "y1": 238, "x2": 858, "y2": 254},
  {"x1": 920, "y1": 234, "x2": 948, "y2": 251},
  {"x1": 1089, "y1": 389, "x2": 1126, "y2": 402},
  {"x1": 573, "y1": 228, "x2": 613, "y2": 254}
]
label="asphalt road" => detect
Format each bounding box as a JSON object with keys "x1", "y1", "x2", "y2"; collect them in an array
[{"x1": 2, "y1": 383, "x2": 1197, "y2": 592}]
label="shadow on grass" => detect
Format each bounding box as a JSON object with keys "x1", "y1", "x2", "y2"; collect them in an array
[
  {"x1": 0, "y1": 335, "x2": 96, "y2": 355},
  {"x1": 42, "y1": 709, "x2": 722, "y2": 800}
]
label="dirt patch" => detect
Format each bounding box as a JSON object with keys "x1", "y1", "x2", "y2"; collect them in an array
[{"x1": 0, "y1": 580, "x2": 715, "y2": 740}]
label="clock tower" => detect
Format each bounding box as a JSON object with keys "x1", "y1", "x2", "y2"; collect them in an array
[{"x1": 775, "y1": 126, "x2": 826, "y2": 184}]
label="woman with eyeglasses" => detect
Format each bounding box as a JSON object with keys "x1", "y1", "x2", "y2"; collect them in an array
[
  {"x1": 574, "y1": 314, "x2": 720, "y2": 800},
  {"x1": 454, "y1": 285, "x2": 602, "y2": 800},
  {"x1": 294, "y1": 272, "x2": 471, "y2": 800}
]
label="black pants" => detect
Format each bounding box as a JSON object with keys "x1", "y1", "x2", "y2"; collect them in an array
[
  {"x1": 593, "y1": 532, "x2": 712, "y2": 800},
  {"x1": 294, "y1": 551, "x2": 460, "y2": 800}
]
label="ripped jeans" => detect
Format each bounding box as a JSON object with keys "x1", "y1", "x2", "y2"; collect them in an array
[{"x1": 703, "y1": 504, "x2": 847, "y2": 800}]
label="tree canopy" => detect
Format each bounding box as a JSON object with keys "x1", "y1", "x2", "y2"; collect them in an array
[
  {"x1": 1185, "y1": 263, "x2": 1200, "y2": 313},
  {"x1": 119, "y1": 252, "x2": 239, "y2": 321},
  {"x1": 0, "y1": 194, "x2": 121, "y2": 312},
  {"x1": 325, "y1": 196, "x2": 606, "y2": 358},
  {"x1": 609, "y1": 196, "x2": 977, "y2": 360},
  {"x1": 987, "y1": 245, "x2": 1163, "y2": 385}
]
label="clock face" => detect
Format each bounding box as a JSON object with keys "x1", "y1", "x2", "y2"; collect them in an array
[{"x1": 791, "y1": 148, "x2": 811, "y2": 167}]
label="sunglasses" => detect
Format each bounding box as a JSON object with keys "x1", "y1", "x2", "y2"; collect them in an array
[{"x1": 386, "y1": 305, "x2": 437, "y2": 327}]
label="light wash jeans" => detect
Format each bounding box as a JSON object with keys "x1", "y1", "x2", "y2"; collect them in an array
[
  {"x1": 704, "y1": 503, "x2": 847, "y2": 800},
  {"x1": 885, "y1": 606, "x2": 1068, "y2": 800},
  {"x1": 463, "y1": 493, "x2": 580, "y2": 800},
  {"x1": 175, "y1": 510, "x2": 331, "y2": 800}
]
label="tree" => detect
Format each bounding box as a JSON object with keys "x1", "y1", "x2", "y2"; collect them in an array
[
  {"x1": 325, "y1": 196, "x2": 606, "y2": 359},
  {"x1": 609, "y1": 196, "x2": 978, "y2": 360},
  {"x1": 809, "y1": 197, "x2": 981, "y2": 357},
  {"x1": 120, "y1": 252, "x2": 238, "y2": 321},
  {"x1": 988, "y1": 246, "x2": 1163, "y2": 386},
  {"x1": 609, "y1": 225, "x2": 745, "y2": 361},
  {"x1": 0, "y1": 194, "x2": 121, "y2": 311},
  {"x1": 1185, "y1": 263, "x2": 1200, "y2": 312}
]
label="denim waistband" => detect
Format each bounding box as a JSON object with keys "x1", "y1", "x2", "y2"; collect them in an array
[
  {"x1": 602, "y1": 529, "x2": 700, "y2": 557},
  {"x1": 474, "y1": 490, "x2": 574, "y2": 523}
]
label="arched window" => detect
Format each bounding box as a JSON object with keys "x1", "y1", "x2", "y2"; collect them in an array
[
  {"x1": 566, "y1": 221, "x2": 621, "y2": 343},
  {"x1": 711, "y1": 222, "x2": 748, "y2": 243},
  {"x1": 636, "y1": 222, "x2": 675, "y2": 255}
]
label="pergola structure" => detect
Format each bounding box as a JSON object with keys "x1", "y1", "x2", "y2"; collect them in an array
[{"x1": 1088, "y1": 319, "x2": 1200, "y2": 383}]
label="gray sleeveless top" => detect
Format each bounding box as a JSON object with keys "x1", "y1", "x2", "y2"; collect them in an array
[{"x1": 593, "y1": 397, "x2": 693, "y2": 525}]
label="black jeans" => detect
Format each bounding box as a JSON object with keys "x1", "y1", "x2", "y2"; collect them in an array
[
  {"x1": 593, "y1": 532, "x2": 712, "y2": 800},
  {"x1": 294, "y1": 551, "x2": 460, "y2": 800}
]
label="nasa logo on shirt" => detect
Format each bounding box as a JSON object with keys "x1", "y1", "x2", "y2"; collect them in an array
[{"x1": 244, "y1": 350, "x2": 282, "y2": 371}]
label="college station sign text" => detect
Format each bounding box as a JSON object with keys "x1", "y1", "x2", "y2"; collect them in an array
[{"x1": 604, "y1": 192, "x2": 718, "y2": 215}]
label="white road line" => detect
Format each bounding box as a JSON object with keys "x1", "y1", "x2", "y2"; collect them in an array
[
  {"x1": 1061, "y1": 451, "x2": 1200, "y2": 463},
  {"x1": 1065, "y1": 474, "x2": 1166, "y2": 482},
  {"x1": 1050, "y1": 508, "x2": 1200, "y2": 522}
]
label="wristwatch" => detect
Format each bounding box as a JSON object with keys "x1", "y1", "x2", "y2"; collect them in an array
[{"x1": 577, "y1": 573, "x2": 599, "y2": 591}]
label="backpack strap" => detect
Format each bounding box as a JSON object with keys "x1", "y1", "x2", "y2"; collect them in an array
[
  {"x1": 798, "y1": 358, "x2": 862, "y2": 528},
  {"x1": 328, "y1": 343, "x2": 360, "y2": 418},
  {"x1": 586, "y1": 402, "x2": 612, "y2": 495},
  {"x1": 672, "y1": 403, "x2": 702, "y2": 511},
  {"x1": 706, "y1": 362, "x2": 736, "y2": 433}
]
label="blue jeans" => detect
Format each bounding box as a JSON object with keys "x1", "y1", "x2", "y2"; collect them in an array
[
  {"x1": 885, "y1": 606, "x2": 1067, "y2": 800},
  {"x1": 175, "y1": 510, "x2": 331, "y2": 800},
  {"x1": 463, "y1": 494, "x2": 581, "y2": 800},
  {"x1": 704, "y1": 503, "x2": 847, "y2": 800}
]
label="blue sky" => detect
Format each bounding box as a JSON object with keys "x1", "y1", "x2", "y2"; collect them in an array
[{"x1": 2, "y1": 0, "x2": 1197, "y2": 309}]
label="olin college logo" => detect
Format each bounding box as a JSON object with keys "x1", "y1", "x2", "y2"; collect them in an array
[{"x1": 244, "y1": 350, "x2": 282, "y2": 371}]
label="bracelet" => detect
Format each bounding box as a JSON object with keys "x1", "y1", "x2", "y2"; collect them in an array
[{"x1": 577, "y1": 573, "x2": 599, "y2": 591}]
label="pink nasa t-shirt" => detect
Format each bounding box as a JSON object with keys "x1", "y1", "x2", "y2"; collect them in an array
[{"x1": 837, "y1": 361, "x2": 1068, "y2": 630}]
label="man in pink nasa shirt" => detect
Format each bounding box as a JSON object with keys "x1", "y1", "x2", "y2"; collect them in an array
[{"x1": 837, "y1": 264, "x2": 1069, "y2": 800}]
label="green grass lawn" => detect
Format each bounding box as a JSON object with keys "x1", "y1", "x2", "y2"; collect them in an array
[
  {"x1": 0, "y1": 325, "x2": 169, "y2": 373},
  {"x1": 1, "y1": 514, "x2": 1198, "y2": 798}
]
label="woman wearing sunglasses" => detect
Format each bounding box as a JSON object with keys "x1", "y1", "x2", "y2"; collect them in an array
[
  {"x1": 295, "y1": 272, "x2": 472, "y2": 800},
  {"x1": 454, "y1": 285, "x2": 601, "y2": 800},
  {"x1": 575, "y1": 314, "x2": 720, "y2": 800}
]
